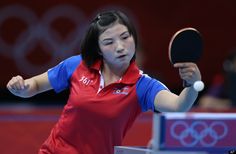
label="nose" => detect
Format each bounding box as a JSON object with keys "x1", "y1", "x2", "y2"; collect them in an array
[{"x1": 115, "y1": 40, "x2": 124, "y2": 53}]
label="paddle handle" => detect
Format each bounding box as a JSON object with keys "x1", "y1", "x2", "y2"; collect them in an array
[{"x1": 183, "y1": 80, "x2": 192, "y2": 87}]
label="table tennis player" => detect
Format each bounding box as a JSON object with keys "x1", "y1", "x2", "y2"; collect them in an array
[{"x1": 6, "y1": 10, "x2": 202, "y2": 154}]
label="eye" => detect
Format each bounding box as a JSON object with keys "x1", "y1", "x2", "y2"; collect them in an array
[
  {"x1": 101, "y1": 39, "x2": 113, "y2": 46},
  {"x1": 103, "y1": 41, "x2": 113, "y2": 45},
  {"x1": 121, "y1": 33, "x2": 130, "y2": 40},
  {"x1": 122, "y1": 35, "x2": 129, "y2": 40}
]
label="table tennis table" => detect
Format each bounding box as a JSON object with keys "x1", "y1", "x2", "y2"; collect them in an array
[{"x1": 115, "y1": 113, "x2": 236, "y2": 154}]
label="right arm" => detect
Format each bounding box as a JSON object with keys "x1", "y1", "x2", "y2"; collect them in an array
[{"x1": 6, "y1": 72, "x2": 52, "y2": 98}]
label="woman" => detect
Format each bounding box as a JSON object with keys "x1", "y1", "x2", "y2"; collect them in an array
[{"x1": 6, "y1": 10, "x2": 201, "y2": 154}]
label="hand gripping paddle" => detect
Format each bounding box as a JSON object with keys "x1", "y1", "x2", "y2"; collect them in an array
[{"x1": 168, "y1": 27, "x2": 204, "y2": 91}]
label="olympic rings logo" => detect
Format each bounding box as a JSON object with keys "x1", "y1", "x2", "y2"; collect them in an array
[
  {"x1": 0, "y1": 4, "x2": 135, "y2": 75},
  {"x1": 0, "y1": 4, "x2": 87, "y2": 75},
  {"x1": 170, "y1": 120, "x2": 228, "y2": 147}
]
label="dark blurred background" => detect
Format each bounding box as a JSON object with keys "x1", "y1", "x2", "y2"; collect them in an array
[
  {"x1": 1, "y1": 0, "x2": 236, "y2": 104},
  {"x1": 1, "y1": 1, "x2": 236, "y2": 153}
]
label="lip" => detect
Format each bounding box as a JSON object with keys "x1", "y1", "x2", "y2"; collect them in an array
[{"x1": 117, "y1": 55, "x2": 127, "y2": 58}]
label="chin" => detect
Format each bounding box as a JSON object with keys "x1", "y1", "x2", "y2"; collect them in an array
[{"x1": 120, "y1": 61, "x2": 130, "y2": 68}]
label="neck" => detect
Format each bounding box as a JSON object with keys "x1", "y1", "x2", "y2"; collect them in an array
[{"x1": 101, "y1": 62, "x2": 129, "y2": 86}]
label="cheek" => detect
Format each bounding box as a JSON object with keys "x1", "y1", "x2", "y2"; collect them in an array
[
  {"x1": 100, "y1": 47, "x2": 115, "y2": 58},
  {"x1": 128, "y1": 41, "x2": 136, "y2": 54},
  {"x1": 127, "y1": 37, "x2": 135, "y2": 51}
]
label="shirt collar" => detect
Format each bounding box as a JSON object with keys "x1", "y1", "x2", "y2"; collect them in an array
[{"x1": 90, "y1": 60, "x2": 141, "y2": 84}]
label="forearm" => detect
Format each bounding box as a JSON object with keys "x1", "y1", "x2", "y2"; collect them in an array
[
  {"x1": 175, "y1": 86, "x2": 198, "y2": 112},
  {"x1": 7, "y1": 72, "x2": 52, "y2": 98},
  {"x1": 155, "y1": 62, "x2": 202, "y2": 112}
]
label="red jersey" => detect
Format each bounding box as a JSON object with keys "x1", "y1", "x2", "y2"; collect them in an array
[{"x1": 39, "y1": 55, "x2": 168, "y2": 154}]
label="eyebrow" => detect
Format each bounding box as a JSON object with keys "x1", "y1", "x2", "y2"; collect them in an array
[{"x1": 101, "y1": 31, "x2": 129, "y2": 42}]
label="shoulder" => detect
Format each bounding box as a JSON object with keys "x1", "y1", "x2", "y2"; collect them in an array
[
  {"x1": 48, "y1": 54, "x2": 83, "y2": 80},
  {"x1": 137, "y1": 74, "x2": 168, "y2": 88},
  {"x1": 62, "y1": 55, "x2": 82, "y2": 66},
  {"x1": 136, "y1": 73, "x2": 169, "y2": 96}
]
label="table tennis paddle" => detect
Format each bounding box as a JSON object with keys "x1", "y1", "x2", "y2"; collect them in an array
[{"x1": 168, "y1": 27, "x2": 204, "y2": 91}]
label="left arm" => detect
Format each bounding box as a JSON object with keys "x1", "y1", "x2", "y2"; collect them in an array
[{"x1": 154, "y1": 62, "x2": 201, "y2": 112}]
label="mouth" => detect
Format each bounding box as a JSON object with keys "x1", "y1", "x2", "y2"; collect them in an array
[{"x1": 117, "y1": 55, "x2": 127, "y2": 59}]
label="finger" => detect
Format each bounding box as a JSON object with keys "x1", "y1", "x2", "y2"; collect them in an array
[
  {"x1": 178, "y1": 68, "x2": 194, "y2": 78},
  {"x1": 7, "y1": 80, "x2": 18, "y2": 94},
  {"x1": 179, "y1": 71, "x2": 194, "y2": 77},
  {"x1": 13, "y1": 77, "x2": 22, "y2": 90},
  {"x1": 8, "y1": 87, "x2": 18, "y2": 94},
  {"x1": 174, "y1": 62, "x2": 196, "y2": 68},
  {"x1": 16, "y1": 76, "x2": 25, "y2": 89},
  {"x1": 9, "y1": 76, "x2": 22, "y2": 91},
  {"x1": 181, "y1": 75, "x2": 192, "y2": 81},
  {"x1": 10, "y1": 77, "x2": 18, "y2": 90},
  {"x1": 179, "y1": 67, "x2": 196, "y2": 74},
  {"x1": 179, "y1": 73, "x2": 194, "y2": 81}
]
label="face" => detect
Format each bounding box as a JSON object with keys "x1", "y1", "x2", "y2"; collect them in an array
[{"x1": 98, "y1": 23, "x2": 135, "y2": 69}]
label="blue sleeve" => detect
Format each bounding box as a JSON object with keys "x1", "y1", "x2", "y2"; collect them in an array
[
  {"x1": 47, "y1": 55, "x2": 82, "y2": 93},
  {"x1": 136, "y1": 74, "x2": 169, "y2": 112}
]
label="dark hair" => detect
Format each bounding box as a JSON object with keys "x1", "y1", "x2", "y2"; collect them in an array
[{"x1": 80, "y1": 10, "x2": 138, "y2": 68}]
